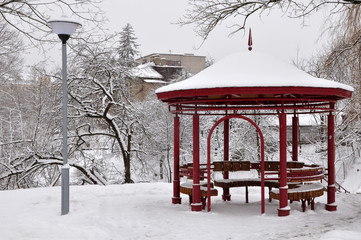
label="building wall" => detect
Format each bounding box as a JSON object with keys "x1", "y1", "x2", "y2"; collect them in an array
[
  {"x1": 130, "y1": 78, "x2": 165, "y2": 101},
  {"x1": 137, "y1": 53, "x2": 206, "y2": 75}
]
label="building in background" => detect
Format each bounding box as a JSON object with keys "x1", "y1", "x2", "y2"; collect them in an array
[
  {"x1": 137, "y1": 53, "x2": 206, "y2": 78},
  {"x1": 130, "y1": 53, "x2": 206, "y2": 100},
  {"x1": 129, "y1": 62, "x2": 166, "y2": 100}
]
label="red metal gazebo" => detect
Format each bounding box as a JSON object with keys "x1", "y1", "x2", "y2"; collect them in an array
[{"x1": 156, "y1": 50, "x2": 353, "y2": 216}]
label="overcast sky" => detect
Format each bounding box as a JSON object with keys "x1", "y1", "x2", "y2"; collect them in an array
[
  {"x1": 101, "y1": 0, "x2": 330, "y2": 63},
  {"x1": 26, "y1": 0, "x2": 330, "y2": 72}
]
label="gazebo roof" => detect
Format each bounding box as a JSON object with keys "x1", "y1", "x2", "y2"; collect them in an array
[{"x1": 156, "y1": 51, "x2": 353, "y2": 115}]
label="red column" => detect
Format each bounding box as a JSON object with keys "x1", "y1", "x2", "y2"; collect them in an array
[
  {"x1": 292, "y1": 115, "x2": 298, "y2": 162},
  {"x1": 191, "y1": 114, "x2": 202, "y2": 211},
  {"x1": 222, "y1": 119, "x2": 231, "y2": 201},
  {"x1": 278, "y1": 112, "x2": 290, "y2": 216},
  {"x1": 172, "y1": 116, "x2": 181, "y2": 204},
  {"x1": 326, "y1": 109, "x2": 337, "y2": 211}
]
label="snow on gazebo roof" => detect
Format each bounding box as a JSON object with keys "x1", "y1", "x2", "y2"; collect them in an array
[{"x1": 156, "y1": 51, "x2": 353, "y2": 102}]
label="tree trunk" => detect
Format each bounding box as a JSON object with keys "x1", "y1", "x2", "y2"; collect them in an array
[
  {"x1": 167, "y1": 144, "x2": 172, "y2": 183},
  {"x1": 124, "y1": 133, "x2": 133, "y2": 183},
  {"x1": 160, "y1": 155, "x2": 165, "y2": 180}
]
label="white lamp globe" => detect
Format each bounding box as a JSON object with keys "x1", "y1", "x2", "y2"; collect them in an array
[{"x1": 48, "y1": 18, "x2": 82, "y2": 36}]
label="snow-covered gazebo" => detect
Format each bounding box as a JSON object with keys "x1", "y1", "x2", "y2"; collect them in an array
[{"x1": 155, "y1": 50, "x2": 353, "y2": 216}]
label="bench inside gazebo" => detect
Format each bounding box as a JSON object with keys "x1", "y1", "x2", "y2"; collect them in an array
[{"x1": 155, "y1": 48, "x2": 353, "y2": 216}]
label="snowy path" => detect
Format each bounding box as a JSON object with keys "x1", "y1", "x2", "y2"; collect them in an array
[
  {"x1": 0, "y1": 183, "x2": 360, "y2": 240},
  {"x1": 269, "y1": 194, "x2": 361, "y2": 240}
]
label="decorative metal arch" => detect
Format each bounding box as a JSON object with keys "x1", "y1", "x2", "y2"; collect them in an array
[{"x1": 206, "y1": 115, "x2": 265, "y2": 214}]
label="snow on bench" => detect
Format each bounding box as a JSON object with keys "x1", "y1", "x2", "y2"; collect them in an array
[
  {"x1": 214, "y1": 178, "x2": 280, "y2": 203},
  {"x1": 180, "y1": 161, "x2": 325, "y2": 211},
  {"x1": 214, "y1": 178, "x2": 280, "y2": 189},
  {"x1": 179, "y1": 181, "x2": 218, "y2": 209},
  {"x1": 270, "y1": 182, "x2": 324, "y2": 211}
]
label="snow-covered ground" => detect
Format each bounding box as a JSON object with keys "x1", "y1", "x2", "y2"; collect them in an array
[
  {"x1": 342, "y1": 161, "x2": 361, "y2": 194},
  {"x1": 1, "y1": 180, "x2": 361, "y2": 240}
]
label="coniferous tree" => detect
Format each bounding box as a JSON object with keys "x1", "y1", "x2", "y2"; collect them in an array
[{"x1": 118, "y1": 23, "x2": 140, "y2": 68}]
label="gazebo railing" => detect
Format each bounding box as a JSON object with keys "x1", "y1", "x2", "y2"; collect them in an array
[{"x1": 168, "y1": 101, "x2": 336, "y2": 116}]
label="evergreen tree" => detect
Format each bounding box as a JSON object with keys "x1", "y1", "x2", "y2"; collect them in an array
[{"x1": 118, "y1": 23, "x2": 140, "y2": 68}]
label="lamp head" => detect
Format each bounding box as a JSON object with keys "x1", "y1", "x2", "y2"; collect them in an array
[{"x1": 48, "y1": 18, "x2": 81, "y2": 43}]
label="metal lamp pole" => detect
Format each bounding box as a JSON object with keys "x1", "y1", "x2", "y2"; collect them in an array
[
  {"x1": 60, "y1": 33, "x2": 70, "y2": 215},
  {"x1": 48, "y1": 19, "x2": 81, "y2": 215}
]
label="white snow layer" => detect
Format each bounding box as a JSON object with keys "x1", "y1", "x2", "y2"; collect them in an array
[
  {"x1": 156, "y1": 50, "x2": 354, "y2": 93},
  {"x1": 131, "y1": 62, "x2": 164, "y2": 79},
  {"x1": 1, "y1": 182, "x2": 361, "y2": 240},
  {"x1": 341, "y1": 161, "x2": 361, "y2": 194}
]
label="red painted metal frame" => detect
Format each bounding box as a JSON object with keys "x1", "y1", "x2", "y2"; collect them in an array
[
  {"x1": 292, "y1": 115, "x2": 298, "y2": 162},
  {"x1": 326, "y1": 104, "x2": 337, "y2": 211},
  {"x1": 248, "y1": 28, "x2": 253, "y2": 51},
  {"x1": 157, "y1": 86, "x2": 352, "y2": 102},
  {"x1": 158, "y1": 83, "x2": 352, "y2": 216},
  {"x1": 278, "y1": 112, "x2": 290, "y2": 216},
  {"x1": 168, "y1": 97, "x2": 335, "y2": 105},
  {"x1": 172, "y1": 116, "x2": 181, "y2": 204},
  {"x1": 168, "y1": 101, "x2": 337, "y2": 115},
  {"x1": 167, "y1": 97, "x2": 337, "y2": 107},
  {"x1": 222, "y1": 119, "x2": 231, "y2": 201},
  {"x1": 207, "y1": 115, "x2": 265, "y2": 214},
  {"x1": 191, "y1": 114, "x2": 202, "y2": 211}
]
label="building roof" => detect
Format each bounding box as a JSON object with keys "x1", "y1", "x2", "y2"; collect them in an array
[
  {"x1": 131, "y1": 62, "x2": 164, "y2": 80},
  {"x1": 138, "y1": 53, "x2": 206, "y2": 59}
]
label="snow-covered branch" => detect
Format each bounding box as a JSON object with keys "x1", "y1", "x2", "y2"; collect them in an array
[{"x1": 179, "y1": 0, "x2": 360, "y2": 40}]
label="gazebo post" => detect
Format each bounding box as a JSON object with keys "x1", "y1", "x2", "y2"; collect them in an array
[
  {"x1": 292, "y1": 113, "x2": 298, "y2": 162},
  {"x1": 172, "y1": 115, "x2": 181, "y2": 204},
  {"x1": 278, "y1": 112, "x2": 290, "y2": 216},
  {"x1": 223, "y1": 119, "x2": 231, "y2": 201},
  {"x1": 326, "y1": 103, "x2": 337, "y2": 211},
  {"x1": 191, "y1": 114, "x2": 202, "y2": 211}
]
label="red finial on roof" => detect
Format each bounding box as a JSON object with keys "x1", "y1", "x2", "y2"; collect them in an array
[{"x1": 248, "y1": 28, "x2": 253, "y2": 51}]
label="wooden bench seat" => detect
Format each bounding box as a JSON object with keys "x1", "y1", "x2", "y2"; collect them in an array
[
  {"x1": 214, "y1": 178, "x2": 280, "y2": 189},
  {"x1": 287, "y1": 166, "x2": 324, "y2": 182},
  {"x1": 269, "y1": 182, "x2": 324, "y2": 211},
  {"x1": 179, "y1": 161, "x2": 325, "y2": 212},
  {"x1": 214, "y1": 178, "x2": 280, "y2": 203},
  {"x1": 180, "y1": 182, "x2": 218, "y2": 209}
]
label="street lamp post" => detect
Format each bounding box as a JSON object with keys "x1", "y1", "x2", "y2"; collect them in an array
[{"x1": 48, "y1": 18, "x2": 81, "y2": 215}]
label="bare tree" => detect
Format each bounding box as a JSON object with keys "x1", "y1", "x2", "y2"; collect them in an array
[
  {"x1": 0, "y1": 0, "x2": 104, "y2": 44},
  {"x1": 65, "y1": 38, "x2": 148, "y2": 184},
  {"x1": 136, "y1": 94, "x2": 175, "y2": 182},
  {"x1": 0, "y1": 19, "x2": 23, "y2": 82},
  {"x1": 179, "y1": 0, "x2": 361, "y2": 40},
  {"x1": 295, "y1": 5, "x2": 361, "y2": 180},
  {"x1": 0, "y1": 65, "x2": 112, "y2": 189}
]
